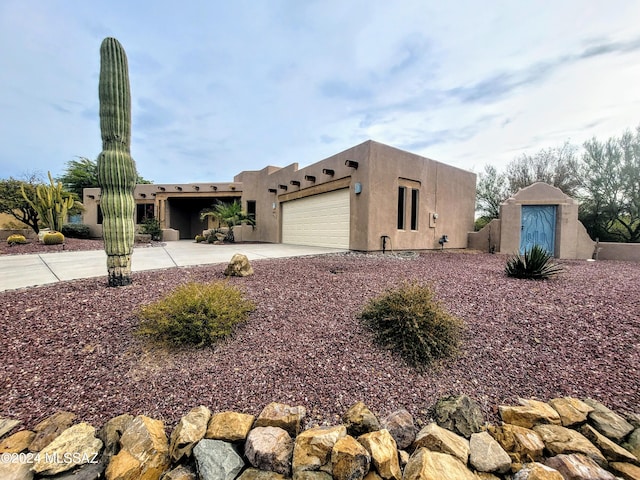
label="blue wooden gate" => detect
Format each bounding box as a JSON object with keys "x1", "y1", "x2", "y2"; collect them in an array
[{"x1": 520, "y1": 205, "x2": 556, "y2": 255}]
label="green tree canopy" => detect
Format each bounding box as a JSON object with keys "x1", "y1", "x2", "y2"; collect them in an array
[{"x1": 0, "y1": 175, "x2": 42, "y2": 233}]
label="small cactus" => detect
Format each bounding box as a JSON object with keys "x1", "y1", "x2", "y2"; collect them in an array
[
  {"x1": 7, "y1": 234, "x2": 27, "y2": 245},
  {"x1": 97, "y1": 37, "x2": 137, "y2": 287},
  {"x1": 43, "y1": 231, "x2": 65, "y2": 245}
]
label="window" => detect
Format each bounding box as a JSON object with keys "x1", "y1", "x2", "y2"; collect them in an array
[
  {"x1": 397, "y1": 186, "x2": 406, "y2": 229},
  {"x1": 97, "y1": 204, "x2": 103, "y2": 225},
  {"x1": 410, "y1": 189, "x2": 419, "y2": 230},
  {"x1": 246, "y1": 200, "x2": 256, "y2": 225},
  {"x1": 136, "y1": 204, "x2": 155, "y2": 224}
]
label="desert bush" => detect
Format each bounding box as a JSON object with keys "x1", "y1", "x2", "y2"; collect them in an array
[
  {"x1": 7, "y1": 234, "x2": 27, "y2": 245},
  {"x1": 505, "y1": 245, "x2": 563, "y2": 279},
  {"x1": 139, "y1": 217, "x2": 162, "y2": 241},
  {"x1": 43, "y1": 231, "x2": 65, "y2": 245},
  {"x1": 136, "y1": 281, "x2": 255, "y2": 347},
  {"x1": 359, "y1": 282, "x2": 464, "y2": 369},
  {"x1": 62, "y1": 223, "x2": 91, "y2": 239},
  {"x1": 195, "y1": 234, "x2": 206, "y2": 243}
]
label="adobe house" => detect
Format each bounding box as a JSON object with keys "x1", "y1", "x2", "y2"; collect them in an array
[
  {"x1": 468, "y1": 182, "x2": 595, "y2": 259},
  {"x1": 83, "y1": 140, "x2": 476, "y2": 251}
]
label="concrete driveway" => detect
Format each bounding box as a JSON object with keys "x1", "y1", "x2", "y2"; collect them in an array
[{"x1": 0, "y1": 241, "x2": 347, "y2": 292}]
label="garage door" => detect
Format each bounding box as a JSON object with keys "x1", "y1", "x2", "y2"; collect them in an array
[{"x1": 282, "y1": 189, "x2": 350, "y2": 248}]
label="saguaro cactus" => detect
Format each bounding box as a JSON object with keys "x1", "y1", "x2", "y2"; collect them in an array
[{"x1": 97, "y1": 37, "x2": 137, "y2": 287}]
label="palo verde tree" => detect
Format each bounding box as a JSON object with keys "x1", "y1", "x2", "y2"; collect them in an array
[
  {"x1": 0, "y1": 175, "x2": 41, "y2": 233},
  {"x1": 97, "y1": 37, "x2": 137, "y2": 287}
]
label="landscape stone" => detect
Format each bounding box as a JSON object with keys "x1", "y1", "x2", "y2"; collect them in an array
[
  {"x1": 169, "y1": 405, "x2": 211, "y2": 462},
  {"x1": 357, "y1": 429, "x2": 401, "y2": 480},
  {"x1": 193, "y1": 439, "x2": 245, "y2": 480},
  {"x1": 342, "y1": 402, "x2": 380, "y2": 437},
  {"x1": 623, "y1": 429, "x2": 640, "y2": 459},
  {"x1": 584, "y1": 398, "x2": 635, "y2": 442},
  {"x1": 403, "y1": 448, "x2": 476, "y2": 480},
  {"x1": 238, "y1": 468, "x2": 288, "y2": 480},
  {"x1": 29, "y1": 411, "x2": 76, "y2": 451},
  {"x1": 363, "y1": 472, "x2": 384, "y2": 480},
  {"x1": 331, "y1": 434, "x2": 371, "y2": 480},
  {"x1": 581, "y1": 423, "x2": 638, "y2": 463},
  {"x1": 625, "y1": 413, "x2": 640, "y2": 429},
  {"x1": 433, "y1": 394, "x2": 485, "y2": 438},
  {"x1": 293, "y1": 425, "x2": 346, "y2": 474},
  {"x1": 255, "y1": 402, "x2": 306, "y2": 437},
  {"x1": 0, "y1": 461, "x2": 33, "y2": 480},
  {"x1": 245, "y1": 426, "x2": 294, "y2": 476},
  {"x1": 610, "y1": 462, "x2": 640, "y2": 480},
  {"x1": 487, "y1": 423, "x2": 545, "y2": 466},
  {"x1": 398, "y1": 450, "x2": 409, "y2": 468},
  {"x1": 294, "y1": 471, "x2": 333, "y2": 480},
  {"x1": 469, "y1": 431, "x2": 512, "y2": 473},
  {"x1": 412, "y1": 422, "x2": 470, "y2": 465},
  {"x1": 98, "y1": 414, "x2": 134, "y2": 458},
  {"x1": 475, "y1": 473, "x2": 502, "y2": 480},
  {"x1": 533, "y1": 424, "x2": 606, "y2": 466},
  {"x1": 0, "y1": 418, "x2": 21, "y2": 439},
  {"x1": 513, "y1": 462, "x2": 564, "y2": 480},
  {"x1": 206, "y1": 411, "x2": 255, "y2": 442},
  {"x1": 548, "y1": 397, "x2": 594, "y2": 427},
  {"x1": 545, "y1": 453, "x2": 616, "y2": 480},
  {"x1": 0, "y1": 430, "x2": 35, "y2": 453},
  {"x1": 380, "y1": 409, "x2": 415, "y2": 450},
  {"x1": 162, "y1": 465, "x2": 197, "y2": 480},
  {"x1": 32, "y1": 422, "x2": 103, "y2": 476},
  {"x1": 45, "y1": 455, "x2": 108, "y2": 480},
  {"x1": 224, "y1": 253, "x2": 254, "y2": 277},
  {"x1": 105, "y1": 415, "x2": 169, "y2": 480},
  {"x1": 499, "y1": 399, "x2": 561, "y2": 429}
]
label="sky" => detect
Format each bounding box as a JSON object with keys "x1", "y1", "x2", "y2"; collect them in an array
[{"x1": 2, "y1": 1, "x2": 640, "y2": 184}]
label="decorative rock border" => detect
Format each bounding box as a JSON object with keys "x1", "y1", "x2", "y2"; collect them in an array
[{"x1": 0, "y1": 396, "x2": 638, "y2": 480}]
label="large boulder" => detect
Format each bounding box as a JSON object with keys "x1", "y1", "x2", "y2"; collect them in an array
[
  {"x1": 358, "y1": 429, "x2": 401, "y2": 480},
  {"x1": 206, "y1": 411, "x2": 255, "y2": 442},
  {"x1": 513, "y1": 462, "x2": 564, "y2": 480},
  {"x1": 293, "y1": 425, "x2": 346, "y2": 474},
  {"x1": 532, "y1": 424, "x2": 606, "y2": 467},
  {"x1": 29, "y1": 411, "x2": 76, "y2": 452},
  {"x1": 193, "y1": 439, "x2": 245, "y2": 480},
  {"x1": 169, "y1": 405, "x2": 211, "y2": 463},
  {"x1": 469, "y1": 431, "x2": 512, "y2": 474},
  {"x1": 0, "y1": 461, "x2": 33, "y2": 480},
  {"x1": 0, "y1": 418, "x2": 21, "y2": 439},
  {"x1": 412, "y1": 423, "x2": 470, "y2": 465},
  {"x1": 623, "y1": 429, "x2": 640, "y2": 459},
  {"x1": 224, "y1": 253, "x2": 254, "y2": 277},
  {"x1": 98, "y1": 414, "x2": 134, "y2": 459},
  {"x1": 499, "y1": 399, "x2": 561, "y2": 429},
  {"x1": 404, "y1": 449, "x2": 476, "y2": 480},
  {"x1": 548, "y1": 397, "x2": 594, "y2": 427},
  {"x1": 584, "y1": 398, "x2": 634, "y2": 442},
  {"x1": 331, "y1": 434, "x2": 371, "y2": 480},
  {"x1": 32, "y1": 422, "x2": 103, "y2": 476},
  {"x1": 343, "y1": 402, "x2": 380, "y2": 437},
  {"x1": 433, "y1": 395, "x2": 484, "y2": 438},
  {"x1": 380, "y1": 409, "x2": 415, "y2": 450},
  {"x1": 545, "y1": 453, "x2": 616, "y2": 480},
  {"x1": 581, "y1": 424, "x2": 638, "y2": 463},
  {"x1": 487, "y1": 423, "x2": 545, "y2": 466},
  {"x1": 255, "y1": 402, "x2": 306, "y2": 437},
  {"x1": 0, "y1": 430, "x2": 35, "y2": 453},
  {"x1": 610, "y1": 462, "x2": 640, "y2": 480},
  {"x1": 245, "y1": 426, "x2": 294, "y2": 476}
]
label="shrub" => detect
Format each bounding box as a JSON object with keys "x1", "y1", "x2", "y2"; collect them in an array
[
  {"x1": 43, "y1": 231, "x2": 65, "y2": 245},
  {"x1": 136, "y1": 281, "x2": 255, "y2": 347},
  {"x1": 7, "y1": 234, "x2": 27, "y2": 245},
  {"x1": 195, "y1": 234, "x2": 206, "y2": 243},
  {"x1": 62, "y1": 223, "x2": 91, "y2": 239},
  {"x1": 359, "y1": 282, "x2": 464, "y2": 369},
  {"x1": 505, "y1": 245, "x2": 563, "y2": 280},
  {"x1": 139, "y1": 217, "x2": 162, "y2": 241}
]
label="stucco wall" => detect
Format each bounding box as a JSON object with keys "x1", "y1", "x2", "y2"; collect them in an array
[
  {"x1": 596, "y1": 242, "x2": 640, "y2": 261},
  {"x1": 467, "y1": 218, "x2": 501, "y2": 253}
]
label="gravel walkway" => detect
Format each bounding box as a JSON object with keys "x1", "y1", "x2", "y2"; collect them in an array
[{"x1": 1, "y1": 251, "x2": 638, "y2": 430}]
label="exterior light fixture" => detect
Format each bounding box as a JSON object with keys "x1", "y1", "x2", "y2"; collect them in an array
[
  {"x1": 290, "y1": 180, "x2": 301, "y2": 186},
  {"x1": 305, "y1": 175, "x2": 316, "y2": 182},
  {"x1": 438, "y1": 235, "x2": 449, "y2": 250},
  {"x1": 345, "y1": 160, "x2": 359, "y2": 169},
  {"x1": 322, "y1": 168, "x2": 335, "y2": 176}
]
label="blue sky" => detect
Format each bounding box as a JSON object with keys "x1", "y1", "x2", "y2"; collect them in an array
[{"x1": 2, "y1": 1, "x2": 640, "y2": 184}]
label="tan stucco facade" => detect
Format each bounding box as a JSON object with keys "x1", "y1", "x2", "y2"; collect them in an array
[{"x1": 83, "y1": 140, "x2": 476, "y2": 251}]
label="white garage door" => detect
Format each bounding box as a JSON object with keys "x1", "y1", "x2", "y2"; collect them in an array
[{"x1": 282, "y1": 189, "x2": 350, "y2": 248}]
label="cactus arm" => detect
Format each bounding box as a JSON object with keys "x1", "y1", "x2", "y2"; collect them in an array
[{"x1": 97, "y1": 37, "x2": 136, "y2": 287}]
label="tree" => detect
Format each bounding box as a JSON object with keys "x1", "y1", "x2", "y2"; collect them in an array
[
  {"x1": 200, "y1": 200, "x2": 255, "y2": 242},
  {"x1": 57, "y1": 156, "x2": 153, "y2": 198},
  {"x1": 476, "y1": 164, "x2": 509, "y2": 220},
  {"x1": 0, "y1": 175, "x2": 42, "y2": 233},
  {"x1": 580, "y1": 126, "x2": 640, "y2": 242},
  {"x1": 505, "y1": 141, "x2": 582, "y2": 196}
]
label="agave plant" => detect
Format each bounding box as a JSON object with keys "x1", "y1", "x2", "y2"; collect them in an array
[{"x1": 505, "y1": 244, "x2": 564, "y2": 279}]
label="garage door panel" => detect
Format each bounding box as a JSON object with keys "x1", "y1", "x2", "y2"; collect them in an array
[{"x1": 282, "y1": 189, "x2": 350, "y2": 248}]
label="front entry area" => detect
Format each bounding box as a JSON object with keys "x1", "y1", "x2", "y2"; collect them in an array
[
  {"x1": 520, "y1": 205, "x2": 556, "y2": 255},
  {"x1": 281, "y1": 189, "x2": 350, "y2": 248}
]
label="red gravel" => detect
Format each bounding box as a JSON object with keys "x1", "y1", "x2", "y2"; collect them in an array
[
  {"x1": 0, "y1": 251, "x2": 638, "y2": 430},
  {"x1": 0, "y1": 238, "x2": 104, "y2": 255}
]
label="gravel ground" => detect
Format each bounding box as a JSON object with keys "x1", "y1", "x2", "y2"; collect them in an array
[
  {"x1": 0, "y1": 238, "x2": 105, "y2": 255},
  {"x1": 1, "y1": 251, "x2": 638, "y2": 430}
]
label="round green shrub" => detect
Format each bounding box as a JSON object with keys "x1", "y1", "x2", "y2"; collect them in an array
[
  {"x1": 62, "y1": 223, "x2": 91, "y2": 239},
  {"x1": 7, "y1": 234, "x2": 27, "y2": 245},
  {"x1": 195, "y1": 234, "x2": 206, "y2": 243},
  {"x1": 43, "y1": 231, "x2": 65, "y2": 245},
  {"x1": 359, "y1": 282, "x2": 464, "y2": 369},
  {"x1": 136, "y1": 281, "x2": 255, "y2": 347}
]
